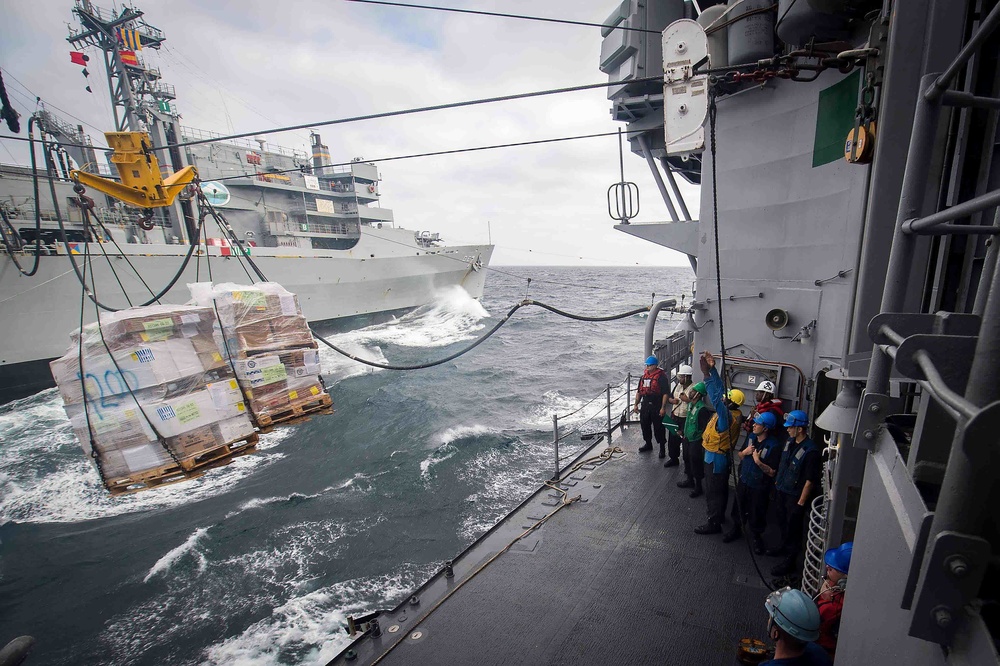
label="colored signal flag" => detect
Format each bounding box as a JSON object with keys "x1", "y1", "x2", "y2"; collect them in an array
[
  {"x1": 70, "y1": 51, "x2": 89, "y2": 66},
  {"x1": 119, "y1": 50, "x2": 140, "y2": 67},
  {"x1": 116, "y1": 27, "x2": 142, "y2": 51}
]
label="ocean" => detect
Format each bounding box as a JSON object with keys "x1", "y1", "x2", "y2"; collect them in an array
[{"x1": 0, "y1": 265, "x2": 693, "y2": 665}]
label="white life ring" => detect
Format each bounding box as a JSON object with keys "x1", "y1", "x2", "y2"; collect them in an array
[{"x1": 368, "y1": 183, "x2": 376, "y2": 193}]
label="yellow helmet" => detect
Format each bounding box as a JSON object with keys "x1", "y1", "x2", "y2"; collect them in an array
[{"x1": 727, "y1": 388, "x2": 746, "y2": 407}]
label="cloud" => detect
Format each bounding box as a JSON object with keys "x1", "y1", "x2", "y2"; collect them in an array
[{"x1": 0, "y1": 0, "x2": 698, "y2": 267}]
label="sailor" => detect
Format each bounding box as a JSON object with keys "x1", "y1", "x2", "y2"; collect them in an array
[
  {"x1": 742, "y1": 379, "x2": 784, "y2": 433},
  {"x1": 761, "y1": 587, "x2": 832, "y2": 665},
  {"x1": 723, "y1": 410, "x2": 782, "y2": 550},
  {"x1": 694, "y1": 351, "x2": 744, "y2": 535},
  {"x1": 663, "y1": 363, "x2": 694, "y2": 468},
  {"x1": 631, "y1": 355, "x2": 669, "y2": 455},
  {"x1": 676, "y1": 380, "x2": 709, "y2": 497},
  {"x1": 767, "y1": 410, "x2": 822, "y2": 578},
  {"x1": 816, "y1": 542, "x2": 852, "y2": 660}
]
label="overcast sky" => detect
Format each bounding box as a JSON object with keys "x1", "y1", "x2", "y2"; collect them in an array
[{"x1": 0, "y1": 0, "x2": 698, "y2": 267}]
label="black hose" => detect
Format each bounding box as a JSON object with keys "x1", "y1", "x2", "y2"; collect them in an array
[
  {"x1": 1, "y1": 116, "x2": 44, "y2": 276},
  {"x1": 41, "y1": 143, "x2": 205, "y2": 312},
  {"x1": 312, "y1": 300, "x2": 649, "y2": 371}
]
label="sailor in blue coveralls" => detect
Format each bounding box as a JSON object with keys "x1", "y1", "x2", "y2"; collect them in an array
[
  {"x1": 767, "y1": 410, "x2": 822, "y2": 577},
  {"x1": 724, "y1": 410, "x2": 782, "y2": 551}
]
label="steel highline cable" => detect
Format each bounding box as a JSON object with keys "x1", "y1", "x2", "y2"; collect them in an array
[
  {"x1": 209, "y1": 127, "x2": 648, "y2": 183},
  {"x1": 343, "y1": 0, "x2": 663, "y2": 34},
  {"x1": 160, "y1": 76, "x2": 664, "y2": 152}
]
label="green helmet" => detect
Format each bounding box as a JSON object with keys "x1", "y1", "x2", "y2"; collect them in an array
[{"x1": 691, "y1": 382, "x2": 706, "y2": 395}]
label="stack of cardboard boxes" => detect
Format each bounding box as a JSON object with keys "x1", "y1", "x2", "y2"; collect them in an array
[
  {"x1": 50, "y1": 305, "x2": 257, "y2": 493},
  {"x1": 191, "y1": 282, "x2": 330, "y2": 427}
]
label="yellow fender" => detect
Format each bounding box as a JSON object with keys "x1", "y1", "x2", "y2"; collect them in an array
[{"x1": 70, "y1": 131, "x2": 197, "y2": 207}]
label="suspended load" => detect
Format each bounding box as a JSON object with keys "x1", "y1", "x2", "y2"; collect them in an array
[
  {"x1": 190, "y1": 282, "x2": 332, "y2": 430},
  {"x1": 50, "y1": 305, "x2": 258, "y2": 495}
]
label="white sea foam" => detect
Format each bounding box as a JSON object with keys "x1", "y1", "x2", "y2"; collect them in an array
[
  {"x1": 144, "y1": 527, "x2": 211, "y2": 583},
  {"x1": 436, "y1": 423, "x2": 498, "y2": 445},
  {"x1": 326, "y1": 286, "x2": 489, "y2": 353},
  {"x1": 457, "y1": 444, "x2": 545, "y2": 541},
  {"x1": 0, "y1": 391, "x2": 288, "y2": 525},
  {"x1": 202, "y1": 563, "x2": 436, "y2": 666},
  {"x1": 522, "y1": 390, "x2": 592, "y2": 427}
]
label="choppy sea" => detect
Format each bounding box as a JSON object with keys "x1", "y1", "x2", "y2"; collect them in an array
[{"x1": 0, "y1": 265, "x2": 692, "y2": 665}]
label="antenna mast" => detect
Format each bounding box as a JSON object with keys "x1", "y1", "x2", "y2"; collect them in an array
[{"x1": 66, "y1": 0, "x2": 192, "y2": 242}]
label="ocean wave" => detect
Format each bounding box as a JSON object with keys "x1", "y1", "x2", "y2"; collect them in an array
[
  {"x1": 0, "y1": 397, "x2": 290, "y2": 525},
  {"x1": 522, "y1": 390, "x2": 594, "y2": 427},
  {"x1": 332, "y1": 286, "x2": 489, "y2": 350},
  {"x1": 143, "y1": 527, "x2": 211, "y2": 583},
  {"x1": 457, "y1": 444, "x2": 547, "y2": 542},
  {"x1": 202, "y1": 563, "x2": 437, "y2": 666},
  {"x1": 436, "y1": 423, "x2": 499, "y2": 446}
]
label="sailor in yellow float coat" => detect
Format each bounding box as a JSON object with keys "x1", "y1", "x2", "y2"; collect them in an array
[{"x1": 694, "y1": 351, "x2": 744, "y2": 535}]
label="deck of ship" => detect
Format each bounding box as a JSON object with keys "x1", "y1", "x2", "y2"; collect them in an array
[{"x1": 329, "y1": 423, "x2": 778, "y2": 666}]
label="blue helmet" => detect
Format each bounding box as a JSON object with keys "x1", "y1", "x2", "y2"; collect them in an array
[
  {"x1": 765, "y1": 587, "x2": 821, "y2": 642},
  {"x1": 645, "y1": 355, "x2": 658, "y2": 366},
  {"x1": 783, "y1": 410, "x2": 809, "y2": 427},
  {"x1": 753, "y1": 411, "x2": 778, "y2": 429},
  {"x1": 824, "y1": 542, "x2": 853, "y2": 574}
]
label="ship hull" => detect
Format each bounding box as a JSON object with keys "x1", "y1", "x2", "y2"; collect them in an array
[{"x1": 0, "y1": 236, "x2": 492, "y2": 403}]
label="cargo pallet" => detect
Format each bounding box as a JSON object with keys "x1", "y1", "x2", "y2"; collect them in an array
[
  {"x1": 104, "y1": 434, "x2": 259, "y2": 496},
  {"x1": 256, "y1": 393, "x2": 333, "y2": 432},
  {"x1": 177, "y1": 433, "x2": 259, "y2": 471}
]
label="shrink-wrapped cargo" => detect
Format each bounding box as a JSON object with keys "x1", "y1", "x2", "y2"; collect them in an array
[
  {"x1": 51, "y1": 304, "x2": 258, "y2": 494},
  {"x1": 189, "y1": 282, "x2": 331, "y2": 426}
]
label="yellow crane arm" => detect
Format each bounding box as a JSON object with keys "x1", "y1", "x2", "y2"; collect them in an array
[{"x1": 69, "y1": 131, "x2": 197, "y2": 208}]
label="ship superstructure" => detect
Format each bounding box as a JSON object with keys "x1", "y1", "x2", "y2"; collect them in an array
[
  {"x1": 0, "y1": 1, "x2": 492, "y2": 403},
  {"x1": 322, "y1": 1, "x2": 1000, "y2": 664}
]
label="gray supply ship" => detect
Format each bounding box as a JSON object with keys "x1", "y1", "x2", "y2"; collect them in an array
[
  {"x1": 0, "y1": 1, "x2": 492, "y2": 404},
  {"x1": 319, "y1": 0, "x2": 1000, "y2": 664}
]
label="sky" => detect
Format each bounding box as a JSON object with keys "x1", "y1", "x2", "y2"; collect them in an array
[{"x1": 0, "y1": 0, "x2": 699, "y2": 267}]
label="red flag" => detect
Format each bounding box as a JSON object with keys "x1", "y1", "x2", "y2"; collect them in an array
[
  {"x1": 119, "y1": 50, "x2": 139, "y2": 67},
  {"x1": 70, "y1": 51, "x2": 88, "y2": 66}
]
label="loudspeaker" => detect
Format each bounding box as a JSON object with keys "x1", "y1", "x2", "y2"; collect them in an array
[{"x1": 765, "y1": 309, "x2": 790, "y2": 331}]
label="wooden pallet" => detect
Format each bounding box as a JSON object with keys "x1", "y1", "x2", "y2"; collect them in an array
[
  {"x1": 178, "y1": 433, "x2": 259, "y2": 471},
  {"x1": 105, "y1": 463, "x2": 204, "y2": 497},
  {"x1": 103, "y1": 434, "x2": 259, "y2": 496},
  {"x1": 255, "y1": 393, "x2": 333, "y2": 432}
]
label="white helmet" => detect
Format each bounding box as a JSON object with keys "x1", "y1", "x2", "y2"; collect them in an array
[
  {"x1": 677, "y1": 364, "x2": 694, "y2": 376},
  {"x1": 756, "y1": 380, "x2": 776, "y2": 393}
]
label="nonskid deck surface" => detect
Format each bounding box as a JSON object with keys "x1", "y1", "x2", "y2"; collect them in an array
[{"x1": 336, "y1": 425, "x2": 773, "y2": 666}]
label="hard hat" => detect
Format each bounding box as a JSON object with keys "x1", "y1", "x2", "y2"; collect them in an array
[
  {"x1": 756, "y1": 380, "x2": 776, "y2": 393},
  {"x1": 691, "y1": 382, "x2": 706, "y2": 395},
  {"x1": 765, "y1": 587, "x2": 821, "y2": 642},
  {"x1": 677, "y1": 364, "x2": 694, "y2": 376},
  {"x1": 645, "y1": 355, "x2": 658, "y2": 366},
  {"x1": 824, "y1": 542, "x2": 853, "y2": 574},
  {"x1": 783, "y1": 410, "x2": 809, "y2": 427},
  {"x1": 753, "y1": 411, "x2": 778, "y2": 429},
  {"x1": 727, "y1": 388, "x2": 746, "y2": 407}
]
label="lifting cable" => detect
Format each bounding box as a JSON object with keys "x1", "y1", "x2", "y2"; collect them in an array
[{"x1": 708, "y1": 91, "x2": 775, "y2": 592}]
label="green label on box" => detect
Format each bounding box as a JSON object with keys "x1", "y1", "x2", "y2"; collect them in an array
[
  {"x1": 143, "y1": 318, "x2": 174, "y2": 332},
  {"x1": 260, "y1": 364, "x2": 288, "y2": 385},
  {"x1": 175, "y1": 401, "x2": 202, "y2": 424},
  {"x1": 234, "y1": 291, "x2": 266, "y2": 307}
]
